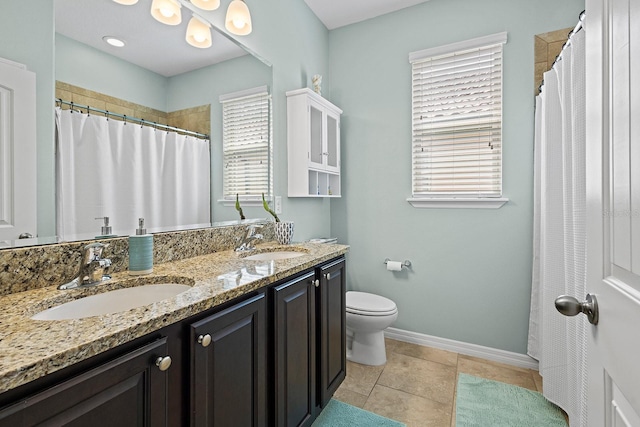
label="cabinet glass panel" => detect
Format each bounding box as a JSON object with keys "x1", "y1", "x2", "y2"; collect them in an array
[
  {"x1": 309, "y1": 106, "x2": 323, "y2": 166},
  {"x1": 327, "y1": 115, "x2": 338, "y2": 169}
]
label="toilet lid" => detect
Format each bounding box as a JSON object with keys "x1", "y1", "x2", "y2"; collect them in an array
[{"x1": 346, "y1": 291, "x2": 397, "y2": 315}]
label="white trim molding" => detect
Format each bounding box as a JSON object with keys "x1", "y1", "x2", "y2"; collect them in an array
[
  {"x1": 407, "y1": 197, "x2": 509, "y2": 209},
  {"x1": 409, "y1": 31, "x2": 508, "y2": 63},
  {"x1": 384, "y1": 327, "x2": 539, "y2": 370}
]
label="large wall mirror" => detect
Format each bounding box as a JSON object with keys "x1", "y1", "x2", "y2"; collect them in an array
[{"x1": 10, "y1": 0, "x2": 272, "y2": 247}]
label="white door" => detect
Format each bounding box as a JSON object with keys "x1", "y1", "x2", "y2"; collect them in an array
[
  {"x1": 0, "y1": 58, "x2": 36, "y2": 245},
  {"x1": 584, "y1": 0, "x2": 640, "y2": 425}
]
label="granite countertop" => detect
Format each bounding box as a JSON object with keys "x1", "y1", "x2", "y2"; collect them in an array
[{"x1": 0, "y1": 242, "x2": 348, "y2": 394}]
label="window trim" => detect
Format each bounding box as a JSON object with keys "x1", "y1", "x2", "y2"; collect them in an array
[{"x1": 408, "y1": 32, "x2": 508, "y2": 208}]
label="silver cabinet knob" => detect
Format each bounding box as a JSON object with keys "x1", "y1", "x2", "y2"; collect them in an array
[
  {"x1": 155, "y1": 356, "x2": 172, "y2": 371},
  {"x1": 555, "y1": 294, "x2": 599, "y2": 325},
  {"x1": 198, "y1": 334, "x2": 212, "y2": 347},
  {"x1": 314, "y1": 279, "x2": 320, "y2": 288},
  {"x1": 324, "y1": 273, "x2": 331, "y2": 281}
]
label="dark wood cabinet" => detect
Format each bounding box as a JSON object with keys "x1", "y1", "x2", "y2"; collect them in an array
[
  {"x1": 190, "y1": 292, "x2": 266, "y2": 427},
  {"x1": 0, "y1": 338, "x2": 171, "y2": 427},
  {"x1": 272, "y1": 257, "x2": 347, "y2": 426},
  {"x1": 317, "y1": 259, "x2": 347, "y2": 408},
  {"x1": 273, "y1": 271, "x2": 317, "y2": 427}
]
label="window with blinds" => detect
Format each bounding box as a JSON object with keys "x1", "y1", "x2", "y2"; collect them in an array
[
  {"x1": 409, "y1": 32, "x2": 507, "y2": 200},
  {"x1": 220, "y1": 86, "x2": 272, "y2": 201}
]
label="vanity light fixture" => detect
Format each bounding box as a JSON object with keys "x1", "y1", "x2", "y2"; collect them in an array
[
  {"x1": 150, "y1": 0, "x2": 182, "y2": 26},
  {"x1": 112, "y1": 0, "x2": 139, "y2": 4},
  {"x1": 186, "y1": 14, "x2": 212, "y2": 48},
  {"x1": 225, "y1": 0, "x2": 252, "y2": 35},
  {"x1": 102, "y1": 36, "x2": 126, "y2": 47},
  {"x1": 190, "y1": 0, "x2": 220, "y2": 11}
]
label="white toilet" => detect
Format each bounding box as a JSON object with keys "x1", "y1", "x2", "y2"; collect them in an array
[{"x1": 345, "y1": 291, "x2": 398, "y2": 366}]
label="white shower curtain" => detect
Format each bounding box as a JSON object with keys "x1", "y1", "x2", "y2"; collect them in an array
[
  {"x1": 56, "y1": 107, "x2": 211, "y2": 242},
  {"x1": 528, "y1": 29, "x2": 587, "y2": 427}
]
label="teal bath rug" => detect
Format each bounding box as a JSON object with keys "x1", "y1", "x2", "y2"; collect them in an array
[
  {"x1": 456, "y1": 374, "x2": 567, "y2": 427},
  {"x1": 312, "y1": 399, "x2": 406, "y2": 427}
]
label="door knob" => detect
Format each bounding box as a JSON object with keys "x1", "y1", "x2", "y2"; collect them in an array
[{"x1": 555, "y1": 294, "x2": 599, "y2": 325}]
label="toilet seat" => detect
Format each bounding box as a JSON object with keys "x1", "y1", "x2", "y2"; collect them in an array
[{"x1": 346, "y1": 291, "x2": 397, "y2": 316}]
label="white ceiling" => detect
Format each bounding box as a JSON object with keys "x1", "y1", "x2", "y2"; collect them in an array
[
  {"x1": 55, "y1": 0, "x2": 248, "y2": 77},
  {"x1": 304, "y1": 0, "x2": 431, "y2": 30},
  {"x1": 55, "y1": 0, "x2": 430, "y2": 77}
]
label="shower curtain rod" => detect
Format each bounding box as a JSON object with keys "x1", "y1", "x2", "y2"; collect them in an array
[
  {"x1": 537, "y1": 10, "x2": 586, "y2": 94},
  {"x1": 56, "y1": 98, "x2": 210, "y2": 140}
]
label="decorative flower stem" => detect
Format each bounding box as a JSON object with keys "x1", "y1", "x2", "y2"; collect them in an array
[
  {"x1": 235, "y1": 194, "x2": 246, "y2": 220},
  {"x1": 262, "y1": 193, "x2": 280, "y2": 222}
]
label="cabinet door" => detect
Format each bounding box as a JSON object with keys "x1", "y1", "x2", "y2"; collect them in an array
[
  {"x1": 190, "y1": 293, "x2": 266, "y2": 427},
  {"x1": 317, "y1": 259, "x2": 346, "y2": 407},
  {"x1": 0, "y1": 338, "x2": 170, "y2": 427},
  {"x1": 325, "y1": 112, "x2": 340, "y2": 174},
  {"x1": 308, "y1": 103, "x2": 325, "y2": 170},
  {"x1": 273, "y1": 271, "x2": 316, "y2": 427}
]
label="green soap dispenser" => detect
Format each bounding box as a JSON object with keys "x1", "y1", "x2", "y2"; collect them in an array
[
  {"x1": 95, "y1": 217, "x2": 117, "y2": 239},
  {"x1": 129, "y1": 218, "x2": 153, "y2": 276}
]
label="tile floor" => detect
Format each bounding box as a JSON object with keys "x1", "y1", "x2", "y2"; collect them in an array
[{"x1": 333, "y1": 338, "x2": 545, "y2": 427}]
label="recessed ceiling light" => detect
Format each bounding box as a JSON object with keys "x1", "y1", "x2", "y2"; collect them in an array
[{"x1": 102, "y1": 36, "x2": 126, "y2": 48}]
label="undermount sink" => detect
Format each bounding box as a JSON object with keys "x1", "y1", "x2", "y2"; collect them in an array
[
  {"x1": 31, "y1": 283, "x2": 192, "y2": 321},
  {"x1": 243, "y1": 251, "x2": 305, "y2": 261}
]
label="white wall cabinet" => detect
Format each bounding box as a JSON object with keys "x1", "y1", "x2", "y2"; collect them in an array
[{"x1": 287, "y1": 88, "x2": 342, "y2": 197}]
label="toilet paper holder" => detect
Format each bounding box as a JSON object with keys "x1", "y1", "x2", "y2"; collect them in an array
[{"x1": 384, "y1": 258, "x2": 411, "y2": 269}]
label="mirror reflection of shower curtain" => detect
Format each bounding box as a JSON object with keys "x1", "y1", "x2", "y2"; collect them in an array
[
  {"x1": 528, "y1": 29, "x2": 587, "y2": 427},
  {"x1": 55, "y1": 107, "x2": 210, "y2": 242}
]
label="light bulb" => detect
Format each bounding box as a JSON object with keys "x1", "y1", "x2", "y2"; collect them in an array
[
  {"x1": 151, "y1": 0, "x2": 182, "y2": 25},
  {"x1": 232, "y1": 19, "x2": 245, "y2": 29},
  {"x1": 113, "y1": 0, "x2": 138, "y2": 4},
  {"x1": 191, "y1": 0, "x2": 220, "y2": 11},
  {"x1": 186, "y1": 15, "x2": 212, "y2": 48},
  {"x1": 160, "y1": 7, "x2": 174, "y2": 17},
  {"x1": 225, "y1": 0, "x2": 252, "y2": 36}
]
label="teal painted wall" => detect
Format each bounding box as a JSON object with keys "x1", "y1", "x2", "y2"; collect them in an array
[
  {"x1": 328, "y1": 0, "x2": 584, "y2": 353},
  {"x1": 0, "y1": 1, "x2": 55, "y2": 239},
  {"x1": 56, "y1": 34, "x2": 168, "y2": 111}
]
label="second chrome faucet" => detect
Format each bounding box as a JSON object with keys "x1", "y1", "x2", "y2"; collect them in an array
[{"x1": 235, "y1": 225, "x2": 264, "y2": 252}]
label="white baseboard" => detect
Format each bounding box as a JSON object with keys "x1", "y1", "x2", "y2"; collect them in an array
[{"x1": 384, "y1": 327, "x2": 539, "y2": 370}]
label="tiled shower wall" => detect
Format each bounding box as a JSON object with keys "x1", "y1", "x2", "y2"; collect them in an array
[
  {"x1": 55, "y1": 81, "x2": 210, "y2": 136},
  {"x1": 534, "y1": 28, "x2": 572, "y2": 95}
]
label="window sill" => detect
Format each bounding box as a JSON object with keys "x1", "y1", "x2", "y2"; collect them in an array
[
  {"x1": 218, "y1": 197, "x2": 271, "y2": 207},
  {"x1": 407, "y1": 197, "x2": 509, "y2": 209}
]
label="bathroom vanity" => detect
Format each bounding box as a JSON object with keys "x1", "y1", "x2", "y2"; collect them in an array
[{"x1": 0, "y1": 239, "x2": 347, "y2": 426}]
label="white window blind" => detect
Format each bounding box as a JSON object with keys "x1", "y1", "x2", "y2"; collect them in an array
[
  {"x1": 410, "y1": 33, "x2": 507, "y2": 199},
  {"x1": 221, "y1": 86, "x2": 272, "y2": 200}
]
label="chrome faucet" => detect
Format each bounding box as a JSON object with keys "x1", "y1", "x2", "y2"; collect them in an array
[
  {"x1": 235, "y1": 224, "x2": 264, "y2": 252},
  {"x1": 59, "y1": 242, "x2": 112, "y2": 290}
]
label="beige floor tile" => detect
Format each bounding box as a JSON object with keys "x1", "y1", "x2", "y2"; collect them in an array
[
  {"x1": 532, "y1": 370, "x2": 544, "y2": 392},
  {"x1": 340, "y1": 360, "x2": 385, "y2": 396},
  {"x1": 457, "y1": 356, "x2": 537, "y2": 391},
  {"x1": 392, "y1": 341, "x2": 458, "y2": 367},
  {"x1": 377, "y1": 352, "x2": 457, "y2": 405},
  {"x1": 364, "y1": 385, "x2": 451, "y2": 427},
  {"x1": 333, "y1": 385, "x2": 368, "y2": 408},
  {"x1": 385, "y1": 337, "x2": 399, "y2": 354}
]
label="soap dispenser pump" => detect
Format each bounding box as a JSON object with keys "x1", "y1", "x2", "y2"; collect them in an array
[
  {"x1": 95, "y1": 217, "x2": 117, "y2": 239},
  {"x1": 128, "y1": 218, "x2": 153, "y2": 276}
]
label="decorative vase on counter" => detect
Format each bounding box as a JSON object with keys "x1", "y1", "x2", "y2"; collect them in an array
[{"x1": 274, "y1": 221, "x2": 295, "y2": 245}]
